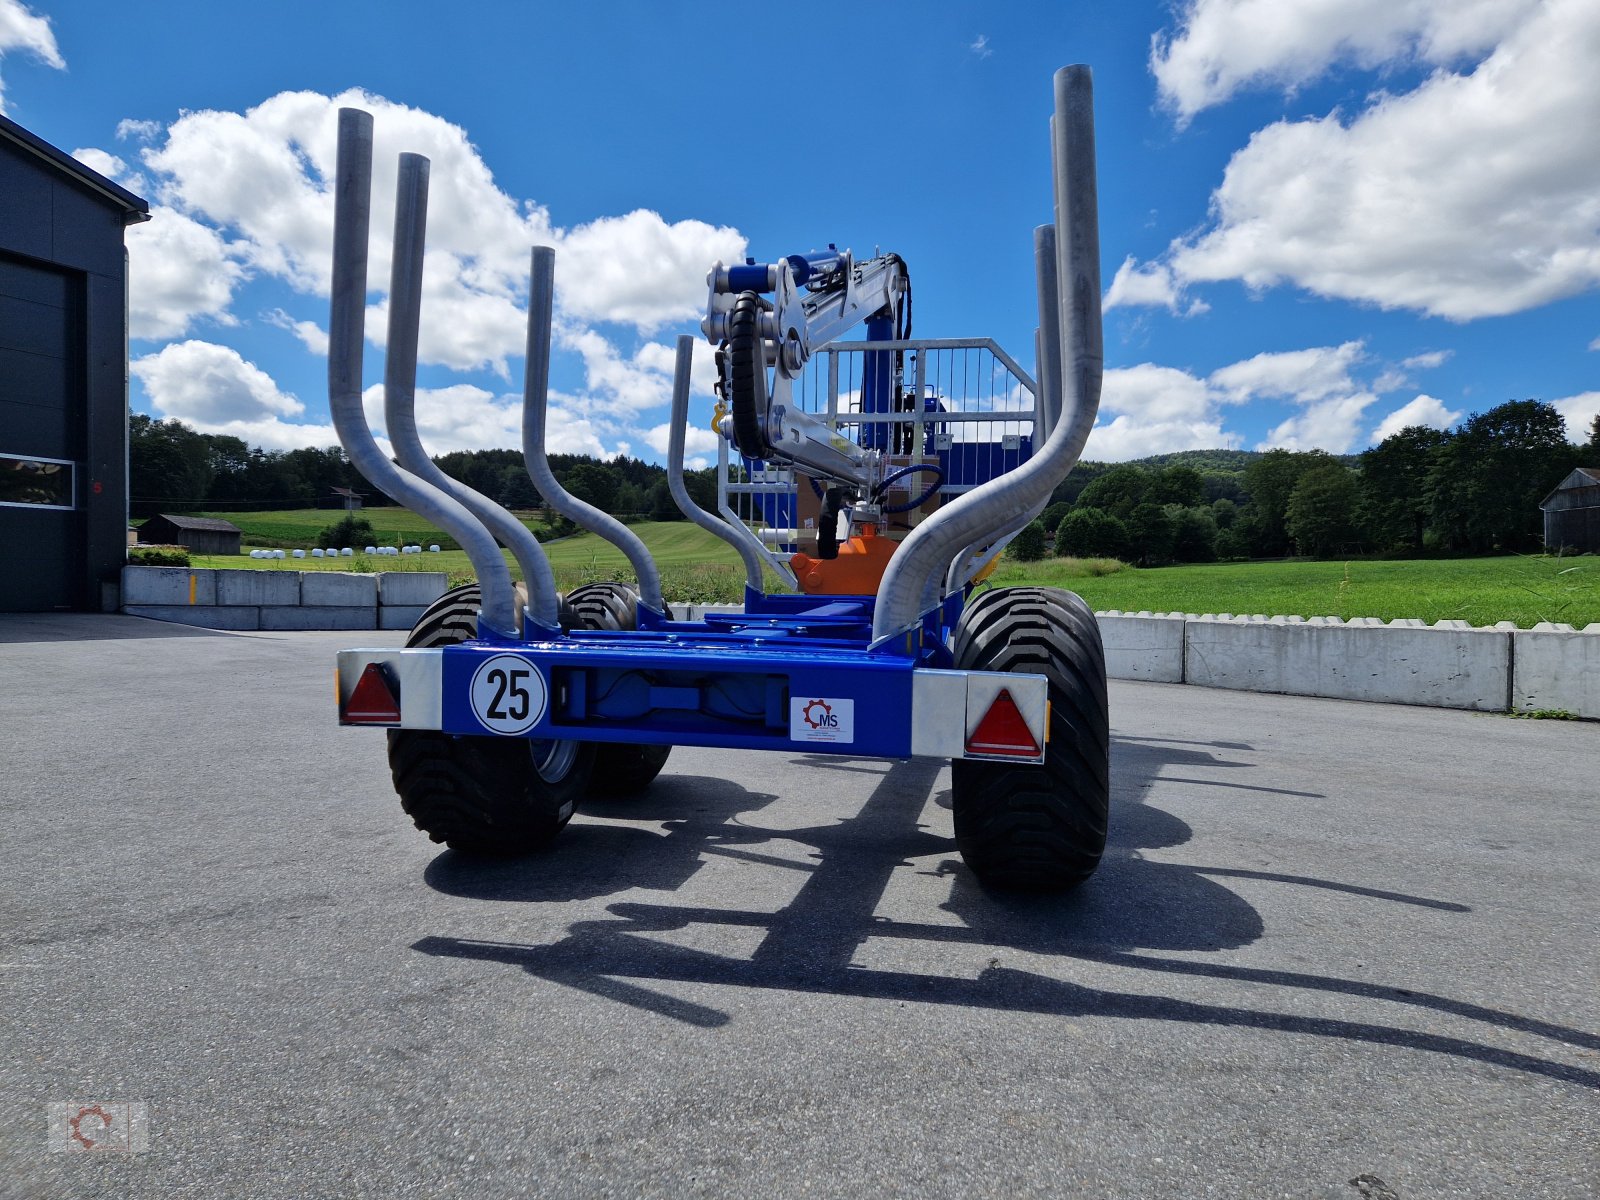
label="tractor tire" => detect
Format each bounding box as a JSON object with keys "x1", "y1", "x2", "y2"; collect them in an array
[
  {"x1": 564, "y1": 581, "x2": 675, "y2": 796},
  {"x1": 950, "y1": 586, "x2": 1109, "y2": 891},
  {"x1": 387, "y1": 581, "x2": 595, "y2": 855}
]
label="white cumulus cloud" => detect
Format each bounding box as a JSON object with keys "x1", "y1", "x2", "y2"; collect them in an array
[
  {"x1": 1152, "y1": 0, "x2": 1540, "y2": 122},
  {"x1": 70, "y1": 147, "x2": 125, "y2": 178},
  {"x1": 131, "y1": 89, "x2": 745, "y2": 372},
  {"x1": 1371, "y1": 393, "x2": 1463, "y2": 442},
  {"x1": 357, "y1": 382, "x2": 627, "y2": 460},
  {"x1": 1260, "y1": 394, "x2": 1379, "y2": 452},
  {"x1": 1087, "y1": 364, "x2": 1240, "y2": 461},
  {"x1": 1085, "y1": 341, "x2": 1396, "y2": 459},
  {"x1": 132, "y1": 340, "x2": 303, "y2": 424},
  {"x1": 558, "y1": 210, "x2": 744, "y2": 332},
  {"x1": 125, "y1": 208, "x2": 246, "y2": 339},
  {"x1": 130, "y1": 340, "x2": 340, "y2": 451},
  {"x1": 1103, "y1": 257, "x2": 1182, "y2": 312},
  {"x1": 1212, "y1": 343, "x2": 1377, "y2": 451},
  {"x1": 1124, "y1": 2, "x2": 1600, "y2": 324},
  {"x1": 1210, "y1": 341, "x2": 1366, "y2": 404},
  {"x1": 642, "y1": 421, "x2": 721, "y2": 470},
  {"x1": 0, "y1": 0, "x2": 63, "y2": 115},
  {"x1": 264, "y1": 308, "x2": 329, "y2": 356},
  {"x1": 1551, "y1": 391, "x2": 1600, "y2": 440}
]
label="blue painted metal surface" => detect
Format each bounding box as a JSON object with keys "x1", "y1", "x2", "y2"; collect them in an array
[
  {"x1": 453, "y1": 586, "x2": 967, "y2": 755},
  {"x1": 439, "y1": 623, "x2": 921, "y2": 757},
  {"x1": 860, "y1": 314, "x2": 896, "y2": 452}
]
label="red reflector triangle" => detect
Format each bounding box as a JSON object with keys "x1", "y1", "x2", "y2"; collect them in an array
[
  {"x1": 345, "y1": 662, "x2": 401, "y2": 724},
  {"x1": 966, "y1": 687, "x2": 1040, "y2": 757}
]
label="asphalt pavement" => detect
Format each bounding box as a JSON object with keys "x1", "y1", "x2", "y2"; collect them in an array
[{"x1": 1, "y1": 613, "x2": 1596, "y2": 1199}]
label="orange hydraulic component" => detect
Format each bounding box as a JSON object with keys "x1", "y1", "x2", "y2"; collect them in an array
[{"x1": 790, "y1": 524, "x2": 901, "y2": 595}]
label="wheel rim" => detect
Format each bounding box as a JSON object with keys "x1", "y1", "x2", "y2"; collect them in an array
[{"x1": 528, "y1": 738, "x2": 579, "y2": 783}]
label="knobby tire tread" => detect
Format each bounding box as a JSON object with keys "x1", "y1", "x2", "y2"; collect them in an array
[
  {"x1": 951, "y1": 586, "x2": 1110, "y2": 891},
  {"x1": 386, "y1": 581, "x2": 593, "y2": 855}
]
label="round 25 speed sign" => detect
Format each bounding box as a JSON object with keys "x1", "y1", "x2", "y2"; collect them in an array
[{"x1": 469, "y1": 654, "x2": 548, "y2": 735}]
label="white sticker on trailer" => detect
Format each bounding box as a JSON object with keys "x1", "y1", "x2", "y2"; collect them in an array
[
  {"x1": 470, "y1": 654, "x2": 548, "y2": 735},
  {"x1": 790, "y1": 697, "x2": 854, "y2": 743}
]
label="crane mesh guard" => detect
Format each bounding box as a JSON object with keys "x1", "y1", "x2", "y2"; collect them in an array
[{"x1": 718, "y1": 336, "x2": 1040, "y2": 563}]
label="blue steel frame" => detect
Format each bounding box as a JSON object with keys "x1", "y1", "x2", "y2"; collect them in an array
[{"x1": 434, "y1": 588, "x2": 969, "y2": 757}]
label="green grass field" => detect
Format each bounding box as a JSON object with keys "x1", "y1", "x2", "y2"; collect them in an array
[
  {"x1": 188, "y1": 507, "x2": 525, "y2": 549},
  {"x1": 182, "y1": 508, "x2": 1599, "y2": 626},
  {"x1": 187, "y1": 512, "x2": 750, "y2": 604},
  {"x1": 992, "y1": 554, "x2": 1600, "y2": 629}
]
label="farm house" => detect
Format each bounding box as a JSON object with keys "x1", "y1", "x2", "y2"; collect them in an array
[
  {"x1": 1540, "y1": 467, "x2": 1600, "y2": 553},
  {"x1": 138, "y1": 514, "x2": 243, "y2": 556}
]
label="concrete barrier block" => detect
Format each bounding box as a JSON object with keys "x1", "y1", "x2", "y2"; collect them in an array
[
  {"x1": 379, "y1": 605, "x2": 427, "y2": 631},
  {"x1": 124, "y1": 604, "x2": 258, "y2": 630},
  {"x1": 121, "y1": 566, "x2": 217, "y2": 606},
  {"x1": 216, "y1": 570, "x2": 301, "y2": 606},
  {"x1": 377, "y1": 572, "x2": 449, "y2": 607},
  {"x1": 678, "y1": 603, "x2": 743, "y2": 621},
  {"x1": 301, "y1": 571, "x2": 379, "y2": 607},
  {"x1": 260, "y1": 606, "x2": 377, "y2": 631},
  {"x1": 1513, "y1": 626, "x2": 1600, "y2": 718},
  {"x1": 1184, "y1": 617, "x2": 1510, "y2": 711},
  {"x1": 1098, "y1": 612, "x2": 1185, "y2": 684}
]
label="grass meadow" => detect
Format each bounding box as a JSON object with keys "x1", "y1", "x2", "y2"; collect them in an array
[
  {"x1": 182, "y1": 509, "x2": 1600, "y2": 627},
  {"x1": 988, "y1": 553, "x2": 1600, "y2": 629}
]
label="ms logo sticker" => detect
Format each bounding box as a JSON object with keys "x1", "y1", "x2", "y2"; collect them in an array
[{"x1": 790, "y1": 696, "x2": 854, "y2": 744}]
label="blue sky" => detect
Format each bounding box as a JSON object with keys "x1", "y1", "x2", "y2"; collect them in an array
[{"x1": 3, "y1": 0, "x2": 1596, "y2": 464}]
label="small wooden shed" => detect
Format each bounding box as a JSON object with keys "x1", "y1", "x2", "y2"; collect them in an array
[
  {"x1": 1540, "y1": 467, "x2": 1600, "y2": 553},
  {"x1": 138, "y1": 514, "x2": 243, "y2": 556}
]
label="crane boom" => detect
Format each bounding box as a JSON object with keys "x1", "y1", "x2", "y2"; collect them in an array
[{"x1": 703, "y1": 247, "x2": 909, "y2": 490}]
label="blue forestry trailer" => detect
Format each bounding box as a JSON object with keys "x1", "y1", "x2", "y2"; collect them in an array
[{"x1": 331, "y1": 66, "x2": 1109, "y2": 891}]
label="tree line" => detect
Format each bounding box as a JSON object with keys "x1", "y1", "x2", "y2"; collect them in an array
[
  {"x1": 129, "y1": 414, "x2": 718, "y2": 529},
  {"x1": 1010, "y1": 399, "x2": 1600, "y2": 564},
  {"x1": 132, "y1": 398, "x2": 1598, "y2": 563}
]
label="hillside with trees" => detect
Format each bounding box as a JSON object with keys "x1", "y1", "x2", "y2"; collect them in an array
[
  {"x1": 130, "y1": 399, "x2": 1598, "y2": 563},
  {"x1": 1037, "y1": 399, "x2": 1594, "y2": 564},
  {"x1": 128, "y1": 414, "x2": 717, "y2": 528}
]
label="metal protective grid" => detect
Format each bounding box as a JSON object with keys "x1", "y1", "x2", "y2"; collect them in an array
[{"x1": 720, "y1": 339, "x2": 1037, "y2": 559}]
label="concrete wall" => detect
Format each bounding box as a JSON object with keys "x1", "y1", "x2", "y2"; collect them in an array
[
  {"x1": 119, "y1": 575, "x2": 1598, "y2": 718},
  {"x1": 1512, "y1": 623, "x2": 1600, "y2": 718},
  {"x1": 1094, "y1": 609, "x2": 1598, "y2": 718},
  {"x1": 123, "y1": 566, "x2": 447, "y2": 633}
]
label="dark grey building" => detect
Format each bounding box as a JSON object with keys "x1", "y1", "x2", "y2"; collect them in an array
[
  {"x1": 1, "y1": 113, "x2": 149, "y2": 612},
  {"x1": 138, "y1": 514, "x2": 242, "y2": 556},
  {"x1": 1540, "y1": 467, "x2": 1600, "y2": 554}
]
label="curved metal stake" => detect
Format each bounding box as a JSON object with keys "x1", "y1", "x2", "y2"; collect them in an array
[
  {"x1": 667, "y1": 336, "x2": 766, "y2": 593},
  {"x1": 382, "y1": 152, "x2": 560, "y2": 633},
  {"x1": 522, "y1": 246, "x2": 665, "y2": 616},
  {"x1": 940, "y1": 227, "x2": 1062, "y2": 603},
  {"x1": 327, "y1": 108, "x2": 519, "y2": 639},
  {"x1": 872, "y1": 65, "x2": 1101, "y2": 646}
]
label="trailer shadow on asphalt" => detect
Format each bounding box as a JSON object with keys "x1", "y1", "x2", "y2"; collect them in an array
[{"x1": 416, "y1": 736, "x2": 1600, "y2": 1091}]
